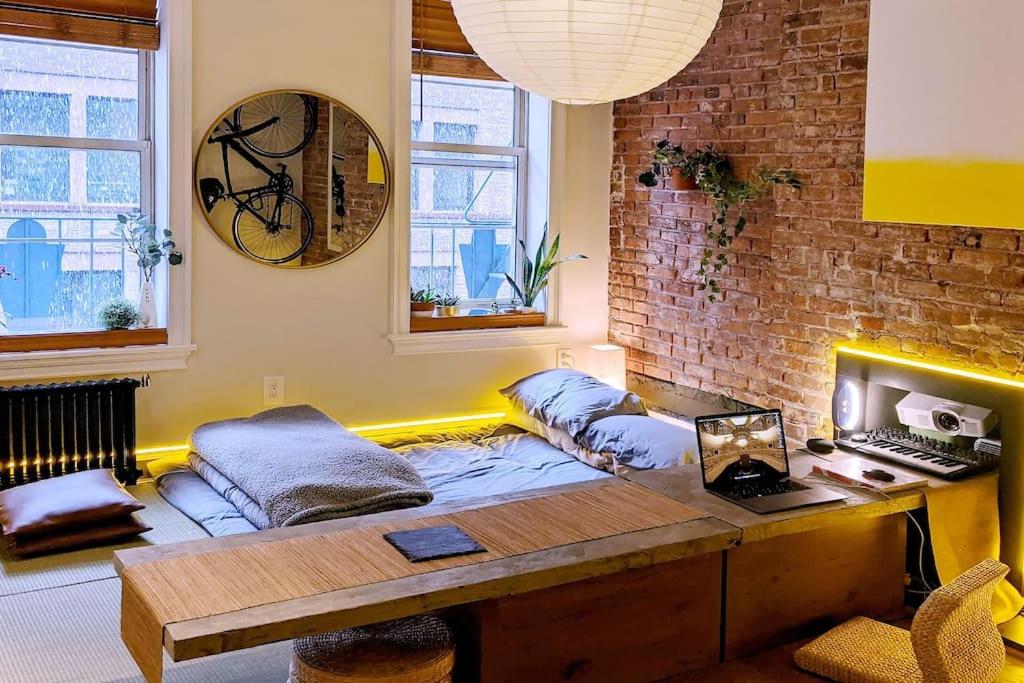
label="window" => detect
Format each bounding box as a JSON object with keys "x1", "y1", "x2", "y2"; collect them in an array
[
  {"x1": 411, "y1": 75, "x2": 525, "y2": 303},
  {"x1": 0, "y1": 37, "x2": 152, "y2": 336}
]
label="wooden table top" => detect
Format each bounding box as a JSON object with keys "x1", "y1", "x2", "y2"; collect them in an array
[
  {"x1": 116, "y1": 478, "x2": 737, "y2": 680},
  {"x1": 626, "y1": 450, "x2": 987, "y2": 542},
  {"x1": 116, "y1": 449, "x2": 984, "y2": 680}
]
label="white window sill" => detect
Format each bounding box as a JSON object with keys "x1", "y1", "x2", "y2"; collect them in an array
[
  {"x1": 0, "y1": 344, "x2": 196, "y2": 382},
  {"x1": 389, "y1": 325, "x2": 566, "y2": 356}
]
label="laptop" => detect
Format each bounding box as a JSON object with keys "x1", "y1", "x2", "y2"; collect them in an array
[{"x1": 695, "y1": 409, "x2": 846, "y2": 514}]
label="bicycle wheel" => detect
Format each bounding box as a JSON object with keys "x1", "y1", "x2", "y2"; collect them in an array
[
  {"x1": 232, "y1": 189, "x2": 314, "y2": 264},
  {"x1": 233, "y1": 93, "x2": 317, "y2": 158}
]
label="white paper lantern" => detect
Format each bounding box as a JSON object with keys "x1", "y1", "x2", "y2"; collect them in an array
[{"x1": 449, "y1": 0, "x2": 724, "y2": 105}]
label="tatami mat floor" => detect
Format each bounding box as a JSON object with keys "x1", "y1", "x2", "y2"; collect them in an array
[{"x1": 0, "y1": 482, "x2": 292, "y2": 683}]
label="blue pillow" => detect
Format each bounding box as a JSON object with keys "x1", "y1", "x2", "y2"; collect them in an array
[
  {"x1": 499, "y1": 369, "x2": 646, "y2": 438},
  {"x1": 577, "y1": 415, "x2": 697, "y2": 470}
]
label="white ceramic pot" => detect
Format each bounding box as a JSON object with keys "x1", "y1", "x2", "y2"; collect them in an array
[
  {"x1": 138, "y1": 281, "x2": 157, "y2": 328},
  {"x1": 518, "y1": 306, "x2": 537, "y2": 314}
]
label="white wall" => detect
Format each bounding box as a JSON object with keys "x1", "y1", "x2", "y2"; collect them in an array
[{"x1": 133, "y1": 0, "x2": 612, "y2": 447}]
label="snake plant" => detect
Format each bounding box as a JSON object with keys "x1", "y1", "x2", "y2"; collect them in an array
[{"x1": 505, "y1": 225, "x2": 586, "y2": 308}]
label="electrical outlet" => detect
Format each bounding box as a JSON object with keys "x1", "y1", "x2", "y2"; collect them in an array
[
  {"x1": 557, "y1": 348, "x2": 575, "y2": 369},
  {"x1": 263, "y1": 376, "x2": 285, "y2": 405}
]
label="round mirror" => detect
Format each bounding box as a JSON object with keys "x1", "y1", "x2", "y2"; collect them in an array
[{"x1": 194, "y1": 90, "x2": 391, "y2": 267}]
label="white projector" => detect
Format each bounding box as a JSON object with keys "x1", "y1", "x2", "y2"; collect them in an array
[{"x1": 895, "y1": 392, "x2": 997, "y2": 438}]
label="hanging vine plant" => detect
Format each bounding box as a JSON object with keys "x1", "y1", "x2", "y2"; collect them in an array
[{"x1": 639, "y1": 142, "x2": 799, "y2": 302}]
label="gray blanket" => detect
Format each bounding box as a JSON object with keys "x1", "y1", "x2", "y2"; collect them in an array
[{"x1": 188, "y1": 405, "x2": 433, "y2": 527}]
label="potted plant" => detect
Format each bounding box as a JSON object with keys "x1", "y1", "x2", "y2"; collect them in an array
[
  {"x1": 0, "y1": 265, "x2": 14, "y2": 335},
  {"x1": 639, "y1": 144, "x2": 799, "y2": 302},
  {"x1": 434, "y1": 294, "x2": 461, "y2": 317},
  {"x1": 637, "y1": 140, "x2": 698, "y2": 191},
  {"x1": 117, "y1": 213, "x2": 183, "y2": 328},
  {"x1": 504, "y1": 225, "x2": 587, "y2": 314},
  {"x1": 410, "y1": 288, "x2": 437, "y2": 318},
  {"x1": 98, "y1": 298, "x2": 141, "y2": 331}
]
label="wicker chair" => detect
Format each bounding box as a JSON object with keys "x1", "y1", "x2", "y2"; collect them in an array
[
  {"x1": 289, "y1": 615, "x2": 455, "y2": 683},
  {"x1": 794, "y1": 559, "x2": 1009, "y2": 683}
]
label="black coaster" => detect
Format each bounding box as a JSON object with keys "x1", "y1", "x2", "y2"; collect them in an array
[{"x1": 383, "y1": 524, "x2": 487, "y2": 563}]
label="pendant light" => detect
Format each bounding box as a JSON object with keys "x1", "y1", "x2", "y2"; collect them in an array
[{"x1": 448, "y1": 0, "x2": 724, "y2": 105}]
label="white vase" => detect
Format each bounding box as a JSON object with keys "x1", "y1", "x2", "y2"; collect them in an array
[{"x1": 138, "y1": 281, "x2": 157, "y2": 328}]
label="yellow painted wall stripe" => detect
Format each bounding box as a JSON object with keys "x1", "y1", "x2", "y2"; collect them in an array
[{"x1": 863, "y1": 159, "x2": 1024, "y2": 229}]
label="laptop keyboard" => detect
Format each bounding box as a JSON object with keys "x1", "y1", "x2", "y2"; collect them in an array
[{"x1": 729, "y1": 479, "x2": 809, "y2": 499}]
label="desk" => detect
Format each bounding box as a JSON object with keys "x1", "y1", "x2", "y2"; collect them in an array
[
  {"x1": 116, "y1": 453, "x2": 977, "y2": 681},
  {"x1": 627, "y1": 451, "x2": 990, "y2": 659}
]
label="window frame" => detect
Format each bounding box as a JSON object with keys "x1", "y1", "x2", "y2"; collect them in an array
[
  {"x1": 0, "y1": 41, "x2": 156, "y2": 339},
  {"x1": 0, "y1": 0, "x2": 195, "y2": 380},
  {"x1": 410, "y1": 78, "x2": 529, "y2": 306}
]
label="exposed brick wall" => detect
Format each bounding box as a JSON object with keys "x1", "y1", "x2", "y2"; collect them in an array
[
  {"x1": 301, "y1": 97, "x2": 332, "y2": 266},
  {"x1": 330, "y1": 108, "x2": 387, "y2": 254},
  {"x1": 610, "y1": 0, "x2": 1024, "y2": 440}
]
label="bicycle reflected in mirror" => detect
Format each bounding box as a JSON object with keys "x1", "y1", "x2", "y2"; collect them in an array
[
  {"x1": 198, "y1": 92, "x2": 317, "y2": 264},
  {"x1": 195, "y1": 90, "x2": 391, "y2": 268}
]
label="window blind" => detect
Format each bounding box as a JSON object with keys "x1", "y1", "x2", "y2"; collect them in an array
[
  {"x1": 0, "y1": 0, "x2": 159, "y2": 50},
  {"x1": 412, "y1": 0, "x2": 499, "y2": 81}
]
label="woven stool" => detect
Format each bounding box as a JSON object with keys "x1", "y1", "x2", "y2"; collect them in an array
[{"x1": 289, "y1": 615, "x2": 454, "y2": 683}]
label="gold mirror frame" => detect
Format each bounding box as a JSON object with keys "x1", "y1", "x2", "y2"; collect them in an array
[{"x1": 193, "y1": 89, "x2": 391, "y2": 269}]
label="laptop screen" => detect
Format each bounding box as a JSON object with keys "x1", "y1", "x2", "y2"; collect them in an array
[{"x1": 695, "y1": 410, "x2": 790, "y2": 489}]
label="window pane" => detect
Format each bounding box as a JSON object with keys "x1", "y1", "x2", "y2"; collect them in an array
[
  {"x1": 410, "y1": 226, "x2": 515, "y2": 301},
  {"x1": 412, "y1": 153, "x2": 518, "y2": 225},
  {"x1": 87, "y1": 96, "x2": 138, "y2": 140},
  {"x1": 1, "y1": 145, "x2": 69, "y2": 202},
  {"x1": 0, "y1": 216, "x2": 139, "y2": 333},
  {"x1": 411, "y1": 76, "x2": 515, "y2": 147},
  {"x1": 411, "y1": 154, "x2": 518, "y2": 301},
  {"x1": 0, "y1": 90, "x2": 68, "y2": 136},
  {"x1": 87, "y1": 149, "x2": 141, "y2": 205},
  {"x1": 0, "y1": 38, "x2": 139, "y2": 140}
]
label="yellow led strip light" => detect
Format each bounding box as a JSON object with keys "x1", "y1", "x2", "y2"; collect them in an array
[
  {"x1": 836, "y1": 345, "x2": 1024, "y2": 391},
  {"x1": 134, "y1": 411, "x2": 508, "y2": 457}
]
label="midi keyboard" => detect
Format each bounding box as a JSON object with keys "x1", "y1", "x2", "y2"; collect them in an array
[{"x1": 836, "y1": 427, "x2": 1000, "y2": 480}]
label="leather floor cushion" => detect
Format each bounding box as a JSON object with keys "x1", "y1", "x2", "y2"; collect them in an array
[
  {"x1": 6, "y1": 515, "x2": 152, "y2": 558},
  {"x1": 0, "y1": 469, "x2": 145, "y2": 537}
]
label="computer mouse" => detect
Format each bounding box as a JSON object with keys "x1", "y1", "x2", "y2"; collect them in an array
[
  {"x1": 862, "y1": 468, "x2": 896, "y2": 482},
  {"x1": 806, "y1": 438, "x2": 835, "y2": 454}
]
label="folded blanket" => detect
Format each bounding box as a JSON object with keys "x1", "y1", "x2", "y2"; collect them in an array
[
  {"x1": 188, "y1": 452, "x2": 271, "y2": 529},
  {"x1": 188, "y1": 405, "x2": 433, "y2": 527}
]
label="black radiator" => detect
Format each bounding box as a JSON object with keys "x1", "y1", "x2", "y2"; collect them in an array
[{"x1": 0, "y1": 378, "x2": 141, "y2": 489}]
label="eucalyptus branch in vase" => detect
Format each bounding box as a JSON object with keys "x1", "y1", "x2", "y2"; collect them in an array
[{"x1": 117, "y1": 213, "x2": 183, "y2": 328}]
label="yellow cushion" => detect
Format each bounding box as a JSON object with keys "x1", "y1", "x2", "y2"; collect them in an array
[{"x1": 794, "y1": 617, "x2": 923, "y2": 683}]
